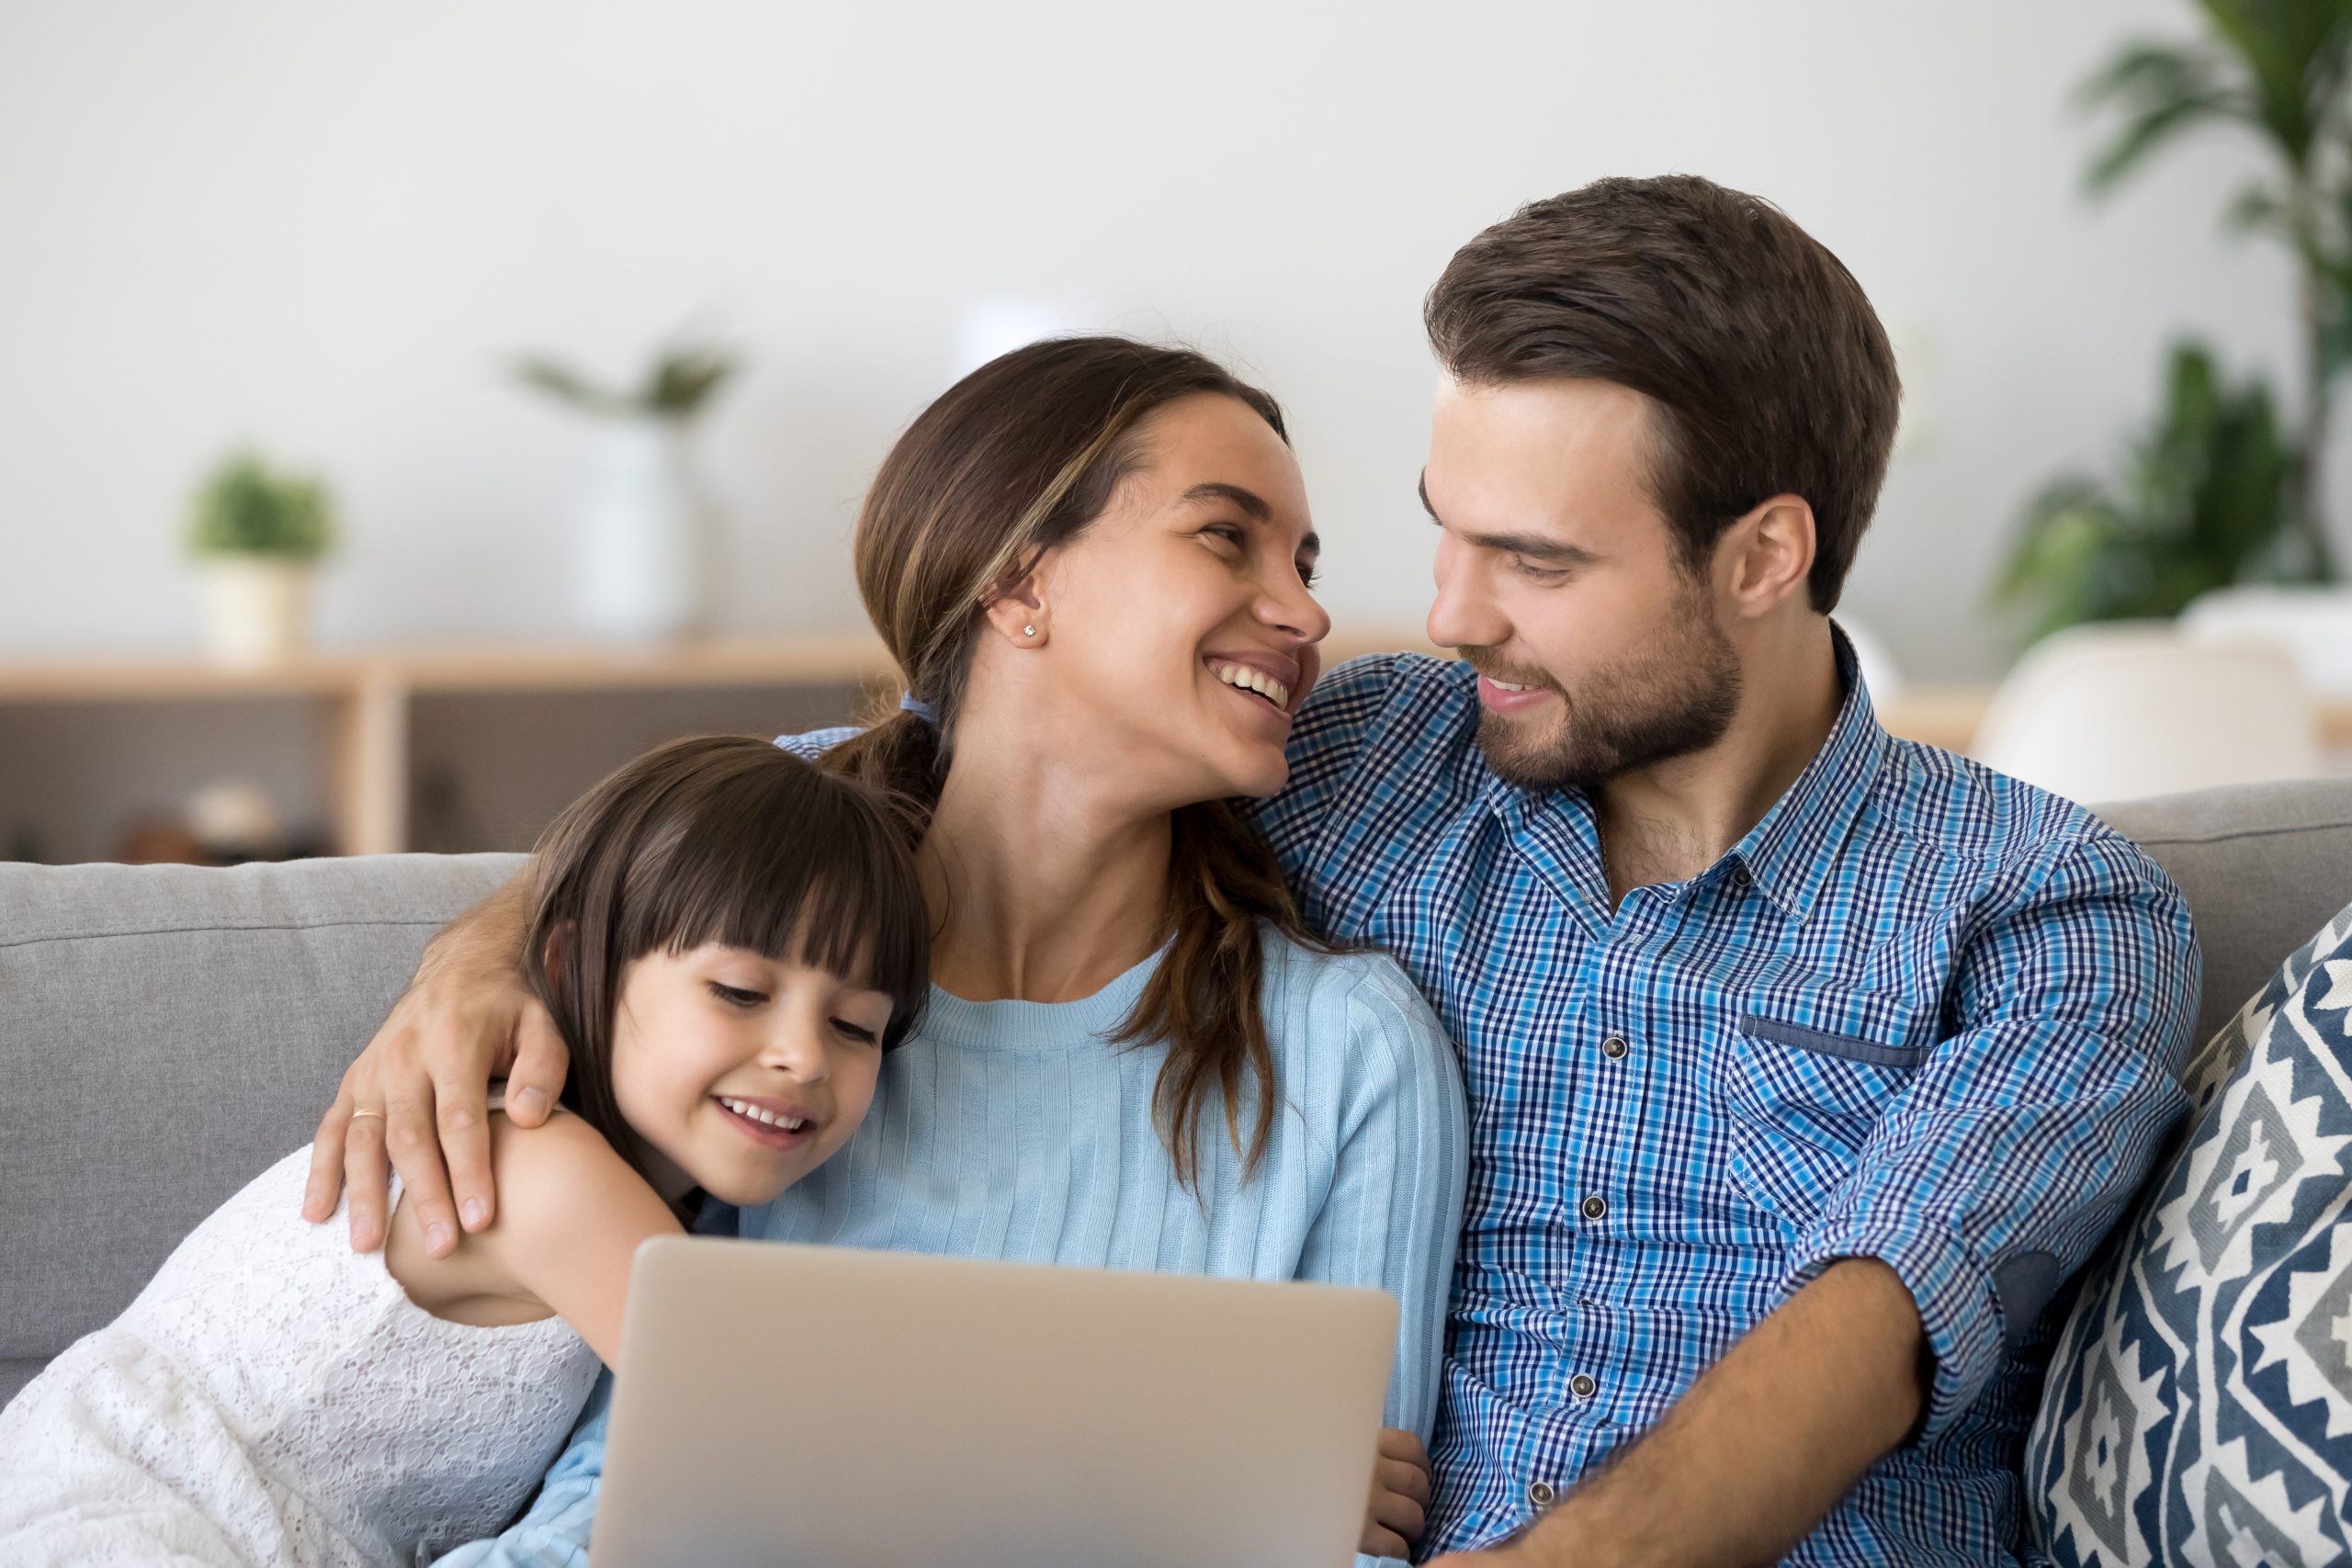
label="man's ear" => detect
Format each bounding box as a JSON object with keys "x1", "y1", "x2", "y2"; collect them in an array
[{"x1": 1719, "y1": 493, "x2": 1817, "y2": 620}]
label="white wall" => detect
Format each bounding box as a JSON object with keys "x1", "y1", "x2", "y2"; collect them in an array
[{"x1": 0, "y1": 0, "x2": 2315, "y2": 677}]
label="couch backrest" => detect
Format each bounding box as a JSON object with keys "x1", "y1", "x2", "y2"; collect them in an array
[
  {"x1": 0, "y1": 852, "x2": 522, "y2": 1406},
  {"x1": 3, "y1": 780, "x2": 2349, "y2": 1411},
  {"x1": 2094, "y1": 780, "x2": 2352, "y2": 1047}
]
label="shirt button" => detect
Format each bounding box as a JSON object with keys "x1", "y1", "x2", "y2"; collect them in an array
[
  {"x1": 1733, "y1": 865, "x2": 1752, "y2": 887},
  {"x1": 1580, "y1": 1194, "x2": 1608, "y2": 1221},
  {"x1": 1570, "y1": 1372, "x2": 1598, "y2": 1400},
  {"x1": 1528, "y1": 1480, "x2": 1557, "y2": 1507},
  {"x1": 1600, "y1": 1034, "x2": 1630, "y2": 1060}
]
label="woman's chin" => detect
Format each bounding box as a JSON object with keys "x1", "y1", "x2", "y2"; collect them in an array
[{"x1": 1218, "y1": 753, "x2": 1292, "y2": 802}]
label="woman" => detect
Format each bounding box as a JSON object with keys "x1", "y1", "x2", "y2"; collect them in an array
[{"x1": 307, "y1": 337, "x2": 1468, "y2": 1565}]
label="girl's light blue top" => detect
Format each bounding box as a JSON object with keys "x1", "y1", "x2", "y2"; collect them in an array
[{"x1": 443, "y1": 931, "x2": 1469, "y2": 1567}]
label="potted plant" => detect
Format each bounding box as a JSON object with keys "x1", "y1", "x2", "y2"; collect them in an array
[
  {"x1": 514, "y1": 340, "x2": 741, "y2": 642},
  {"x1": 1996, "y1": 0, "x2": 2351, "y2": 643},
  {"x1": 187, "y1": 452, "x2": 335, "y2": 668}
]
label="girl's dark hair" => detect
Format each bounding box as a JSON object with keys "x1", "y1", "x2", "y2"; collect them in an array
[
  {"x1": 522, "y1": 735, "x2": 930, "y2": 1182},
  {"x1": 821, "y1": 334, "x2": 1324, "y2": 1189}
]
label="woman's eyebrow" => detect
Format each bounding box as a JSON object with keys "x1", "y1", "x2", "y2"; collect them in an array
[
  {"x1": 1182, "y1": 480, "x2": 1272, "y2": 520},
  {"x1": 1183, "y1": 481, "x2": 1320, "y2": 557}
]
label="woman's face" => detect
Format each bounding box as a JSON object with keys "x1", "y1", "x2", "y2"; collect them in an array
[
  {"x1": 607, "y1": 942, "x2": 893, "y2": 1207},
  {"x1": 1008, "y1": 392, "x2": 1330, "y2": 806}
]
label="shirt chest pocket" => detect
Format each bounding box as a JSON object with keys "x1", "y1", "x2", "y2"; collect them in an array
[{"x1": 1721, "y1": 987, "x2": 1933, "y2": 1230}]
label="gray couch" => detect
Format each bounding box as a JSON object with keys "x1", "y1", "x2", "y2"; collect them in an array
[{"x1": 6, "y1": 781, "x2": 2352, "y2": 1425}]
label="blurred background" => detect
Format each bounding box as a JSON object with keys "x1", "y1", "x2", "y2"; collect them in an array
[{"x1": 6, "y1": 0, "x2": 2350, "y2": 863}]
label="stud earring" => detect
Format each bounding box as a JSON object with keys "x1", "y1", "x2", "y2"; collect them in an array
[{"x1": 1023, "y1": 625, "x2": 1036, "y2": 637}]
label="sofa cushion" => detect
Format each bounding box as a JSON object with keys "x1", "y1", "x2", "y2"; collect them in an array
[
  {"x1": 2025, "y1": 896, "x2": 2352, "y2": 1564},
  {"x1": 0, "y1": 853, "x2": 521, "y2": 1407}
]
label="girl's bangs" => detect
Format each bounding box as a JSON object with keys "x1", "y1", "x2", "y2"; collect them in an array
[{"x1": 619, "y1": 758, "x2": 931, "y2": 1046}]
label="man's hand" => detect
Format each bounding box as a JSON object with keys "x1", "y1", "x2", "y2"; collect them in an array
[
  {"x1": 1362, "y1": 1427, "x2": 1434, "y2": 1561},
  {"x1": 298, "y1": 876, "x2": 569, "y2": 1256}
]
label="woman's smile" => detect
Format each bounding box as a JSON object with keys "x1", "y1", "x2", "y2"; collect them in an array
[{"x1": 1206, "y1": 653, "x2": 1301, "y2": 728}]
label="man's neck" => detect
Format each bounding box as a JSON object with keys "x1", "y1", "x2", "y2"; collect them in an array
[
  {"x1": 920, "y1": 735, "x2": 1172, "y2": 1006},
  {"x1": 1594, "y1": 617, "x2": 1844, "y2": 906}
]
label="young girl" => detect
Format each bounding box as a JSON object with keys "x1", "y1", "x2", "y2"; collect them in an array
[{"x1": 0, "y1": 737, "x2": 929, "y2": 1566}]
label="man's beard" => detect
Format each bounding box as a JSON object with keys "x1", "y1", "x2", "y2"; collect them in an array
[{"x1": 1469, "y1": 594, "x2": 1744, "y2": 794}]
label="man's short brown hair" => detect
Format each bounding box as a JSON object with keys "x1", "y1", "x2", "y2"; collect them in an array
[{"x1": 1424, "y1": 175, "x2": 1900, "y2": 612}]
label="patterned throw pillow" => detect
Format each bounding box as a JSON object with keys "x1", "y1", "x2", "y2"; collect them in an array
[{"x1": 2027, "y1": 897, "x2": 2352, "y2": 1566}]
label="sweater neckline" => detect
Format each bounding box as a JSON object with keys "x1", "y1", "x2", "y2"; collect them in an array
[{"x1": 917, "y1": 946, "x2": 1165, "y2": 1051}]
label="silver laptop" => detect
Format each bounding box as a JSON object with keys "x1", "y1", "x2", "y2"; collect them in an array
[{"x1": 593, "y1": 1237, "x2": 1400, "y2": 1568}]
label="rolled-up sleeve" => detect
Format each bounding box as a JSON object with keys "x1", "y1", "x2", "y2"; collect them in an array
[{"x1": 1780, "y1": 830, "x2": 2199, "y2": 1439}]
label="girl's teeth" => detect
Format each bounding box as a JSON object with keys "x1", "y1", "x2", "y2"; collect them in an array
[{"x1": 721, "y1": 1097, "x2": 806, "y2": 1131}]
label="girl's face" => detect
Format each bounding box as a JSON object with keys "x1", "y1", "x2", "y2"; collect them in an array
[
  {"x1": 607, "y1": 942, "x2": 894, "y2": 1206},
  {"x1": 1009, "y1": 392, "x2": 1331, "y2": 806}
]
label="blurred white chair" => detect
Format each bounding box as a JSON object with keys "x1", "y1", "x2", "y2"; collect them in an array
[
  {"x1": 2181, "y1": 585, "x2": 2352, "y2": 697},
  {"x1": 1973, "y1": 622, "x2": 2321, "y2": 804}
]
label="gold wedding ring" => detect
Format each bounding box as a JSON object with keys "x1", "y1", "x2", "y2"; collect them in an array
[{"x1": 349, "y1": 1107, "x2": 387, "y2": 1122}]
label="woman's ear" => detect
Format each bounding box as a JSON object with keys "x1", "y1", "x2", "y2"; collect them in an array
[{"x1": 981, "y1": 560, "x2": 1049, "y2": 649}]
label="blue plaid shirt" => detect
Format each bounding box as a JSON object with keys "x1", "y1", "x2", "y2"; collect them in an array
[{"x1": 1254, "y1": 639, "x2": 2199, "y2": 1563}]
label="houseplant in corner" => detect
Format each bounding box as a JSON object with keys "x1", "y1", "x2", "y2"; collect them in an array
[
  {"x1": 187, "y1": 452, "x2": 335, "y2": 668},
  {"x1": 514, "y1": 339, "x2": 741, "y2": 642},
  {"x1": 1996, "y1": 0, "x2": 2352, "y2": 644}
]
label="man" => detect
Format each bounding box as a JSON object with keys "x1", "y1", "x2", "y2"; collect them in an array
[
  {"x1": 319, "y1": 175, "x2": 2196, "y2": 1563},
  {"x1": 1253, "y1": 175, "x2": 2196, "y2": 1562}
]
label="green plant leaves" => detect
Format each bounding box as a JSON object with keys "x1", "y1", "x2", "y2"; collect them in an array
[
  {"x1": 187, "y1": 452, "x2": 334, "y2": 560},
  {"x1": 512, "y1": 341, "x2": 741, "y2": 422},
  {"x1": 1995, "y1": 344, "x2": 2306, "y2": 647},
  {"x1": 2080, "y1": 42, "x2": 2250, "y2": 193},
  {"x1": 2014, "y1": 0, "x2": 2352, "y2": 642}
]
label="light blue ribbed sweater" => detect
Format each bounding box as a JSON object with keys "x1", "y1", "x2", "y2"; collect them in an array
[{"x1": 444, "y1": 931, "x2": 1470, "y2": 1567}]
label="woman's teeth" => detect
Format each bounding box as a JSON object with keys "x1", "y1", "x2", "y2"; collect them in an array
[
  {"x1": 1211, "y1": 662, "x2": 1290, "y2": 710},
  {"x1": 719, "y1": 1096, "x2": 807, "y2": 1132}
]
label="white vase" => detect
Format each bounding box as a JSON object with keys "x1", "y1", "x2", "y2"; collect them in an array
[
  {"x1": 198, "y1": 557, "x2": 315, "y2": 668},
  {"x1": 575, "y1": 420, "x2": 707, "y2": 642}
]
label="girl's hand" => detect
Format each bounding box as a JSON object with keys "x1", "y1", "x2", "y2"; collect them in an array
[{"x1": 1362, "y1": 1426, "x2": 1434, "y2": 1561}]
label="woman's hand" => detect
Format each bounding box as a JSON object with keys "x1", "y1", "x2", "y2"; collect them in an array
[
  {"x1": 1362, "y1": 1426, "x2": 1434, "y2": 1562},
  {"x1": 299, "y1": 877, "x2": 569, "y2": 1257}
]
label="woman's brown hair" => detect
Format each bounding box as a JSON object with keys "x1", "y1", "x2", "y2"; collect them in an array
[
  {"x1": 522, "y1": 735, "x2": 930, "y2": 1186},
  {"x1": 821, "y1": 334, "x2": 1325, "y2": 1189}
]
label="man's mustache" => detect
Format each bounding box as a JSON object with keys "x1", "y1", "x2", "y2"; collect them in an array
[{"x1": 1461, "y1": 648, "x2": 1561, "y2": 694}]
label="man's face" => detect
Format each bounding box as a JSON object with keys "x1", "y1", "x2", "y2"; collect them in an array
[{"x1": 1422, "y1": 375, "x2": 1742, "y2": 793}]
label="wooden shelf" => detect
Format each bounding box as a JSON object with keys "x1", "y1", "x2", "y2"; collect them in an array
[{"x1": 5, "y1": 637, "x2": 2346, "y2": 862}]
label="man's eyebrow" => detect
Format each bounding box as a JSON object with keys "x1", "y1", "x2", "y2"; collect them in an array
[
  {"x1": 1417, "y1": 469, "x2": 1597, "y2": 566},
  {"x1": 1184, "y1": 481, "x2": 1319, "y2": 558}
]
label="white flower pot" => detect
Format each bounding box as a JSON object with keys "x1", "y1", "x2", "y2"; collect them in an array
[
  {"x1": 198, "y1": 557, "x2": 315, "y2": 668},
  {"x1": 576, "y1": 420, "x2": 707, "y2": 641}
]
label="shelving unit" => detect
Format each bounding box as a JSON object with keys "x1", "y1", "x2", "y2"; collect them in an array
[
  {"x1": 0, "y1": 638, "x2": 893, "y2": 859},
  {"x1": 6, "y1": 637, "x2": 2346, "y2": 862}
]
